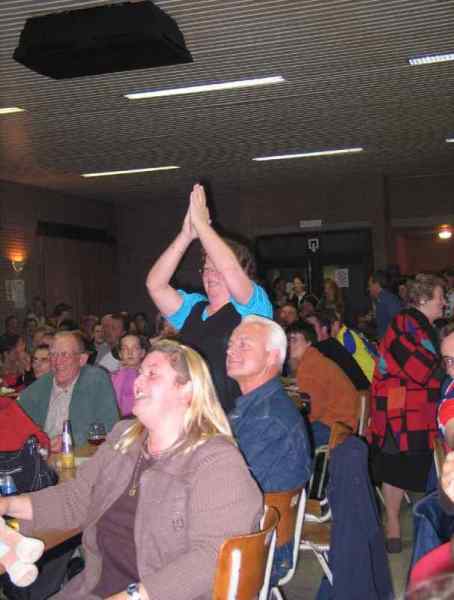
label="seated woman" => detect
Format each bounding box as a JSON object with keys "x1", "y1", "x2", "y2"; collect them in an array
[
  {"x1": 0, "y1": 335, "x2": 32, "y2": 389},
  {"x1": 30, "y1": 343, "x2": 51, "y2": 382},
  {"x1": 111, "y1": 334, "x2": 148, "y2": 416},
  {"x1": 0, "y1": 339, "x2": 263, "y2": 600}
]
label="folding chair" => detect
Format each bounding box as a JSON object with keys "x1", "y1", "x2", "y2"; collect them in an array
[
  {"x1": 265, "y1": 487, "x2": 306, "y2": 600},
  {"x1": 212, "y1": 505, "x2": 279, "y2": 600}
]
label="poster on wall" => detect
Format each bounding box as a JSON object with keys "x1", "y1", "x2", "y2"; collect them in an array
[
  {"x1": 5, "y1": 279, "x2": 26, "y2": 309},
  {"x1": 334, "y1": 268, "x2": 350, "y2": 288}
]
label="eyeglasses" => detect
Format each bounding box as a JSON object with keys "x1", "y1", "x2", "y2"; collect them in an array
[
  {"x1": 198, "y1": 267, "x2": 219, "y2": 275},
  {"x1": 442, "y1": 356, "x2": 454, "y2": 368},
  {"x1": 49, "y1": 351, "x2": 80, "y2": 360}
]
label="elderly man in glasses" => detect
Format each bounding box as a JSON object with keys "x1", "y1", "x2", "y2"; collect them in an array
[
  {"x1": 409, "y1": 328, "x2": 454, "y2": 570},
  {"x1": 18, "y1": 330, "x2": 119, "y2": 452}
]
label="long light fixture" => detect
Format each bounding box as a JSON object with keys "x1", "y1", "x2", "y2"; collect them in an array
[
  {"x1": 253, "y1": 147, "x2": 364, "y2": 162},
  {"x1": 409, "y1": 53, "x2": 454, "y2": 66},
  {"x1": 125, "y1": 76, "x2": 284, "y2": 100},
  {"x1": 0, "y1": 106, "x2": 25, "y2": 115},
  {"x1": 446, "y1": 138, "x2": 454, "y2": 143},
  {"x1": 82, "y1": 166, "x2": 180, "y2": 178}
]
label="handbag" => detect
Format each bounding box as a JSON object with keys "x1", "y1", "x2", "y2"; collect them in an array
[{"x1": 0, "y1": 435, "x2": 58, "y2": 494}]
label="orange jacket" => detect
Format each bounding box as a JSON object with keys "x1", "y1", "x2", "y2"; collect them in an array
[{"x1": 297, "y1": 346, "x2": 359, "y2": 431}]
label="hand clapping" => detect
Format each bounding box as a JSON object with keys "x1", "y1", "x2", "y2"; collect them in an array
[{"x1": 181, "y1": 184, "x2": 212, "y2": 242}]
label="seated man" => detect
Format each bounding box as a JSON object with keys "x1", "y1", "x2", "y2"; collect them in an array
[
  {"x1": 410, "y1": 329, "x2": 454, "y2": 568},
  {"x1": 19, "y1": 330, "x2": 119, "y2": 450},
  {"x1": 287, "y1": 320, "x2": 359, "y2": 447},
  {"x1": 306, "y1": 309, "x2": 370, "y2": 391},
  {"x1": 227, "y1": 315, "x2": 312, "y2": 583},
  {"x1": 97, "y1": 313, "x2": 128, "y2": 373},
  {"x1": 330, "y1": 312, "x2": 377, "y2": 383}
]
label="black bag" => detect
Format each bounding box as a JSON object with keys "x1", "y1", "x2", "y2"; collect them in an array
[{"x1": 0, "y1": 435, "x2": 58, "y2": 494}]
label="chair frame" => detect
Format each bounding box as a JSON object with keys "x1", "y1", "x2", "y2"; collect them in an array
[
  {"x1": 266, "y1": 487, "x2": 307, "y2": 600},
  {"x1": 212, "y1": 505, "x2": 279, "y2": 600}
]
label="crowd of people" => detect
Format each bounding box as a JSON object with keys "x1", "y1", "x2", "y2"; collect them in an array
[{"x1": 1, "y1": 183, "x2": 454, "y2": 598}]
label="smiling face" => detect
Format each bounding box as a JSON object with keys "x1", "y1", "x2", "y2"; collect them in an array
[
  {"x1": 201, "y1": 257, "x2": 230, "y2": 307},
  {"x1": 119, "y1": 335, "x2": 145, "y2": 369},
  {"x1": 226, "y1": 322, "x2": 278, "y2": 392},
  {"x1": 132, "y1": 351, "x2": 190, "y2": 430},
  {"x1": 50, "y1": 334, "x2": 87, "y2": 388}
]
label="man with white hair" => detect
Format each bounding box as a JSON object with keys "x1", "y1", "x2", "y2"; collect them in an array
[{"x1": 227, "y1": 315, "x2": 312, "y2": 584}]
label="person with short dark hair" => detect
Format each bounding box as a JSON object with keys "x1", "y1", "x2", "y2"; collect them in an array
[
  {"x1": 307, "y1": 310, "x2": 371, "y2": 390},
  {"x1": 287, "y1": 320, "x2": 359, "y2": 447},
  {"x1": 369, "y1": 270, "x2": 402, "y2": 339}
]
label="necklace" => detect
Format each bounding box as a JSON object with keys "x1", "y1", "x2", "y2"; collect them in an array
[{"x1": 128, "y1": 451, "x2": 146, "y2": 497}]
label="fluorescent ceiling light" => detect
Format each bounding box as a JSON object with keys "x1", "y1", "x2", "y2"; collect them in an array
[
  {"x1": 0, "y1": 107, "x2": 25, "y2": 115},
  {"x1": 125, "y1": 76, "x2": 284, "y2": 100},
  {"x1": 253, "y1": 147, "x2": 364, "y2": 161},
  {"x1": 82, "y1": 166, "x2": 180, "y2": 178},
  {"x1": 409, "y1": 53, "x2": 454, "y2": 66},
  {"x1": 446, "y1": 138, "x2": 454, "y2": 143}
]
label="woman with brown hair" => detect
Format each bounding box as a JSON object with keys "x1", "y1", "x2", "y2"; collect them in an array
[
  {"x1": 146, "y1": 183, "x2": 272, "y2": 413},
  {"x1": 368, "y1": 274, "x2": 446, "y2": 553}
]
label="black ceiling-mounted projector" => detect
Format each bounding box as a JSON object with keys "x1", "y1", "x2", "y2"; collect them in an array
[{"x1": 13, "y1": 1, "x2": 193, "y2": 79}]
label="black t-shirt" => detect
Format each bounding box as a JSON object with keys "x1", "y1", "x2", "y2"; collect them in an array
[{"x1": 179, "y1": 301, "x2": 241, "y2": 414}]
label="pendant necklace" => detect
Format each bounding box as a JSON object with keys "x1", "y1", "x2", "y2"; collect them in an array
[{"x1": 128, "y1": 451, "x2": 146, "y2": 497}]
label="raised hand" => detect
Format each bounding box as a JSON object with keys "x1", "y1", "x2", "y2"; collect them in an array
[
  {"x1": 181, "y1": 205, "x2": 198, "y2": 242},
  {"x1": 189, "y1": 183, "x2": 211, "y2": 233}
]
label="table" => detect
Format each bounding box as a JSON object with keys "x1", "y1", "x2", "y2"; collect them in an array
[{"x1": 0, "y1": 443, "x2": 99, "y2": 576}]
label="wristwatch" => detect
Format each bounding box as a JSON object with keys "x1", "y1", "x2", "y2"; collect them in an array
[{"x1": 126, "y1": 583, "x2": 141, "y2": 599}]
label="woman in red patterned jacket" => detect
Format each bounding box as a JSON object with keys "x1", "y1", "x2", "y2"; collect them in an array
[{"x1": 368, "y1": 274, "x2": 446, "y2": 553}]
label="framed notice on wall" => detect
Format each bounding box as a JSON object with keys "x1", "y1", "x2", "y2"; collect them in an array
[{"x1": 5, "y1": 279, "x2": 26, "y2": 309}]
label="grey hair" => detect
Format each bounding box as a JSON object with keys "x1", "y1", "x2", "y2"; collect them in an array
[{"x1": 241, "y1": 315, "x2": 287, "y2": 367}]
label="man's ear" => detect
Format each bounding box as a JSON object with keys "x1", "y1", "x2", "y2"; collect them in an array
[
  {"x1": 266, "y1": 348, "x2": 280, "y2": 371},
  {"x1": 79, "y1": 353, "x2": 89, "y2": 368}
]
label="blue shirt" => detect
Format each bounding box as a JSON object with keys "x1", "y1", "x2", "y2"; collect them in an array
[
  {"x1": 376, "y1": 289, "x2": 402, "y2": 339},
  {"x1": 230, "y1": 376, "x2": 312, "y2": 583},
  {"x1": 167, "y1": 282, "x2": 273, "y2": 330}
]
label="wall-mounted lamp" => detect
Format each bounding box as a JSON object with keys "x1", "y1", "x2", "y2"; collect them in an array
[
  {"x1": 438, "y1": 225, "x2": 452, "y2": 240},
  {"x1": 10, "y1": 254, "x2": 26, "y2": 273}
]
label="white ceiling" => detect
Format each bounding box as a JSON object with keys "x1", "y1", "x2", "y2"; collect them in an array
[{"x1": 1, "y1": 0, "x2": 454, "y2": 207}]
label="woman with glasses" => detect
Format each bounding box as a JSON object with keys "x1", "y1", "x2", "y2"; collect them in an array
[
  {"x1": 368, "y1": 274, "x2": 446, "y2": 553},
  {"x1": 1, "y1": 340, "x2": 262, "y2": 600},
  {"x1": 146, "y1": 183, "x2": 272, "y2": 413}
]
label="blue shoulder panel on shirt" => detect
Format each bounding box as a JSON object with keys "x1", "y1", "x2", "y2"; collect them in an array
[
  {"x1": 231, "y1": 283, "x2": 273, "y2": 318},
  {"x1": 167, "y1": 289, "x2": 207, "y2": 330}
]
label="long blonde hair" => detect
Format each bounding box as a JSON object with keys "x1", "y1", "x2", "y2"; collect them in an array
[{"x1": 114, "y1": 339, "x2": 233, "y2": 453}]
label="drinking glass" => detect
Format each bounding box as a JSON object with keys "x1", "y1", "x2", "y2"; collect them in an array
[{"x1": 87, "y1": 422, "x2": 106, "y2": 447}]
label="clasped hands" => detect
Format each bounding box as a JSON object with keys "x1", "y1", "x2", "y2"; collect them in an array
[{"x1": 181, "y1": 183, "x2": 211, "y2": 242}]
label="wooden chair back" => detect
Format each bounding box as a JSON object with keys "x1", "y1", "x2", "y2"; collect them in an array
[
  {"x1": 434, "y1": 437, "x2": 447, "y2": 479},
  {"x1": 265, "y1": 487, "x2": 306, "y2": 589},
  {"x1": 327, "y1": 421, "x2": 353, "y2": 457},
  {"x1": 212, "y1": 505, "x2": 279, "y2": 600},
  {"x1": 357, "y1": 390, "x2": 370, "y2": 437}
]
